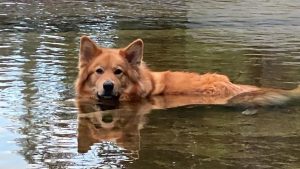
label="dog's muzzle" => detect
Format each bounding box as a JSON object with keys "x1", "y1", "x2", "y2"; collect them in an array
[{"x1": 97, "y1": 80, "x2": 119, "y2": 100}]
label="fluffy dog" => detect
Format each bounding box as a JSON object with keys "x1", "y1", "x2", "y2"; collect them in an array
[{"x1": 75, "y1": 36, "x2": 300, "y2": 107}]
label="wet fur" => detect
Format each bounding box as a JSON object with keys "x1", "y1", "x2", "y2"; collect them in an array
[{"x1": 75, "y1": 36, "x2": 300, "y2": 107}]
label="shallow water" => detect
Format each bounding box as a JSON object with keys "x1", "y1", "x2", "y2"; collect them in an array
[{"x1": 0, "y1": 0, "x2": 300, "y2": 168}]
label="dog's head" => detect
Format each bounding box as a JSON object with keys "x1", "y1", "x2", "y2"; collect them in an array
[{"x1": 76, "y1": 36, "x2": 144, "y2": 100}]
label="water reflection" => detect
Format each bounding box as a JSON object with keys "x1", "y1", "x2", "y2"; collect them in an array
[
  {"x1": 76, "y1": 98, "x2": 300, "y2": 169},
  {"x1": 76, "y1": 99, "x2": 150, "y2": 167},
  {"x1": 75, "y1": 96, "x2": 231, "y2": 168},
  {"x1": 77, "y1": 93, "x2": 300, "y2": 166}
]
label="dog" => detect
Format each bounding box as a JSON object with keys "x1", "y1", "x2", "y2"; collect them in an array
[{"x1": 75, "y1": 36, "x2": 300, "y2": 107}]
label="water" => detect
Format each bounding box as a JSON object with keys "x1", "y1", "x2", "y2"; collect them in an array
[{"x1": 1, "y1": 0, "x2": 300, "y2": 168}]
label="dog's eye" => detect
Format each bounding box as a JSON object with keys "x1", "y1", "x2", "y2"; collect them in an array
[
  {"x1": 114, "y1": 68, "x2": 123, "y2": 75},
  {"x1": 96, "y1": 68, "x2": 104, "y2": 74}
]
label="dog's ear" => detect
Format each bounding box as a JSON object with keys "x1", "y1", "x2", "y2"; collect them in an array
[
  {"x1": 123, "y1": 39, "x2": 143, "y2": 66},
  {"x1": 80, "y1": 36, "x2": 100, "y2": 63}
]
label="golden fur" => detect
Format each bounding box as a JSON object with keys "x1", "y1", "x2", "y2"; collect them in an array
[{"x1": 75, "y1": 36, "x2": 300, "y2": 107}]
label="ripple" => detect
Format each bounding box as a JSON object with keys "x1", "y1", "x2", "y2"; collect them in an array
[
  {"x1": 0, "y1": 45, "x2": 10, "y2": 48},
  {"x1": 40, "y1": 34, "x2": 65, "y2": 40}
]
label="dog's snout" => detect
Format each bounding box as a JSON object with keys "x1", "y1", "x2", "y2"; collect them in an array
[
  {"x1": 103, "y1": 80, "x2": 114, "y2": 91},
  {"x1": 97, "y1": 80, "x2": 119, "y2": 99}
]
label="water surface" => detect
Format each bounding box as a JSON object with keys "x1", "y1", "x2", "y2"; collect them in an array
[{"x1": 0, "y1": 0, "x2": 300, "y2": 168}]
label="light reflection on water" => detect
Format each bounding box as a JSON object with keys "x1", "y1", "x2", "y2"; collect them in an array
[{"x1": 0, "y1": 0, "x2": 300, "y2": 168}]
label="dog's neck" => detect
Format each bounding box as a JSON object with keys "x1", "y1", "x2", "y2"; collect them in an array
[{"x1": 121, "y1": 66, "x2": 167, "y2": 100}]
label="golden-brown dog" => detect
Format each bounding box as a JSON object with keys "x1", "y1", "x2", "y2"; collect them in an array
[{"x1": 75, "y1": 36, "x2": 300, "y2": 107}]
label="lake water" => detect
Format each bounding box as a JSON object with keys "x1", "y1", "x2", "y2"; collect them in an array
[{"x1": 1, "y1": 1, "x2": 300, "y2": 168}]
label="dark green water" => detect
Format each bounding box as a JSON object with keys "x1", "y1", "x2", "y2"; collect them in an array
[{"x1": 1, "y1": 1, "x2": 300, "y2": 168}]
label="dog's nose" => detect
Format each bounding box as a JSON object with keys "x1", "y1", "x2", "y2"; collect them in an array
[{"x1": 103, "y1": 80, "x2": 114, "y2": 92}]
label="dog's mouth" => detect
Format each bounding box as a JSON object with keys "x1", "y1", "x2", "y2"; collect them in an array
[
  {"x1": 96, "y1": 101, "x2": 119, "y2": 111},
  {"x1": 97, "y1": 92, "x2": 120, "y2": 100},
  {"x1": 96, "y1": 92, "x2": 120, "y2": 111}
]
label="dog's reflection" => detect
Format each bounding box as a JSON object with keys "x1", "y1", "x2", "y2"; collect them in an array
[
  {"x1": 77, "y1": 99, "x2": 152, "y2": 154},
  {"x1": 76, "y1": 94, "x2": 248, "y2": 154}
]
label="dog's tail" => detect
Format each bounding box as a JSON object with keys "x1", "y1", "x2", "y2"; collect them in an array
[{"x1": 227, "y1": 85, "x2": 300, "y2": 107}]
